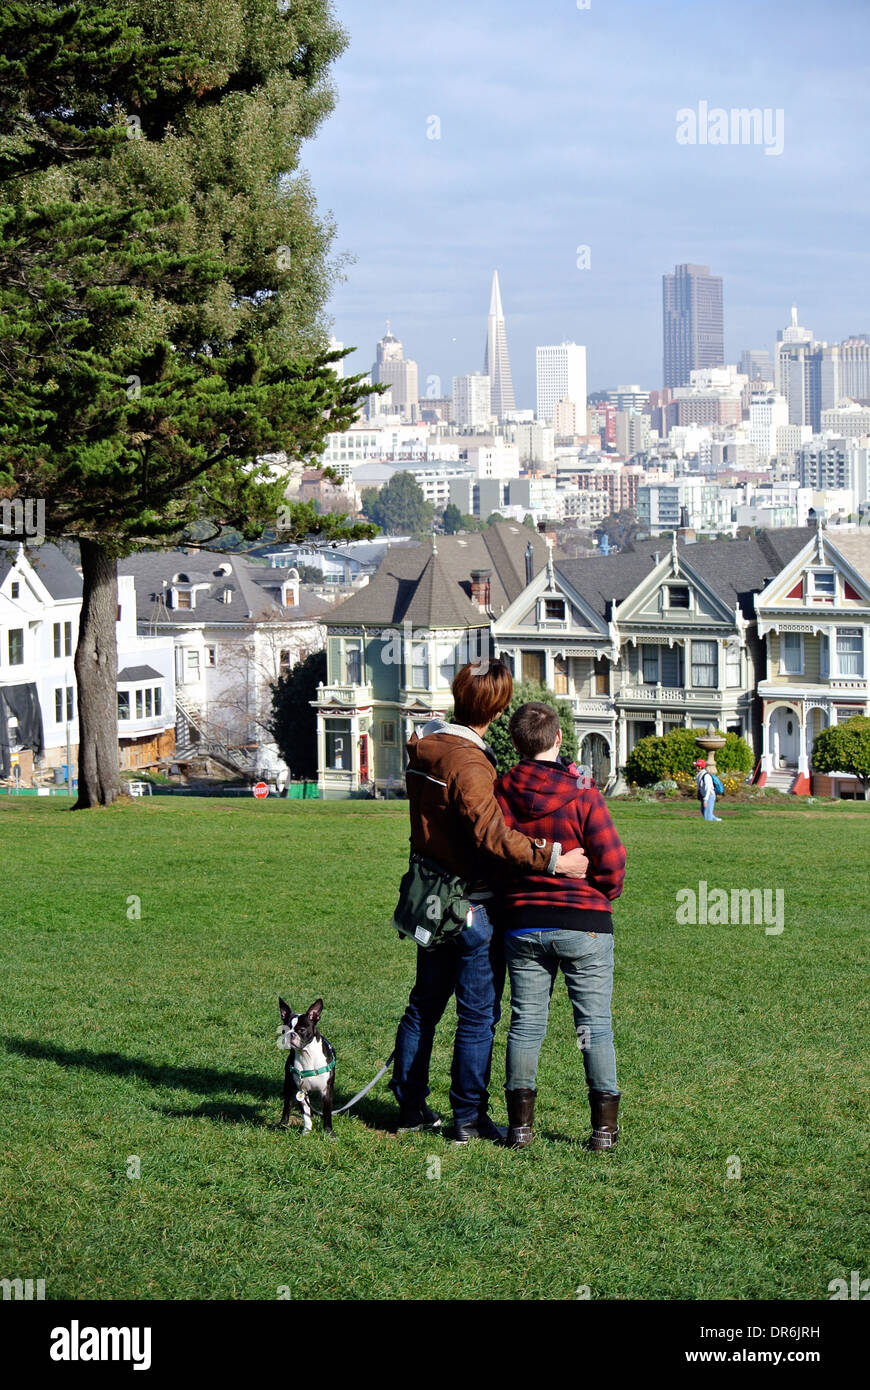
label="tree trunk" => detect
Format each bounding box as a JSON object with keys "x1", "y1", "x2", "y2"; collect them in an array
[{"x1": 73, "y1": 539, "x2": 121, "y2": 808}]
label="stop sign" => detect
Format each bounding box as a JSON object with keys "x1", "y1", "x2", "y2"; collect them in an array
[{"x1": 252, "y1": 781, "x2": 269, "y2": 799}]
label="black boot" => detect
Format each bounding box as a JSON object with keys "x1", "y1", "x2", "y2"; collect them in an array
[
  {"x1": 505, "y1": 1088, "x2": 536, "y2": 1148},
  {"x1": 396, "y1": 1104, "x2": 442, "y2": 1134},
  {"x1": 585, "y1": 1090, "x2": 620, "y2": 1150},
  {"x1": 453, "y1": 1112, "x2": 506, "y2": 1145}
]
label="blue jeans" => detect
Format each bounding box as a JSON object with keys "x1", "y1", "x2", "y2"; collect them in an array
[
  {"x1": 702, "y1": 793, "x2": 717, "y2": 820},
  {"x1": 390, "y1": 904, "x2": 504, "y2": 1126},
  {"x1": 504, "y1": 929, "x2": 618, "y2": 1095}
]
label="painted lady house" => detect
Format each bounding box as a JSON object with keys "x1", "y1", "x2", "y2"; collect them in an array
[
  {"x1": 313, "y1": 524, "x2": 552, "y2": 797},
  {"x1": 494, "y1": 529, "x2": 809, "y2": 789},
  {"x1": 754, "y1": 526, "x2": 870, "y2": 794}
]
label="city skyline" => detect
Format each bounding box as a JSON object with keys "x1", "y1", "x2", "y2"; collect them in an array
[{"x1": 304, "y1": 0, "x2": 870, "y2": 405}]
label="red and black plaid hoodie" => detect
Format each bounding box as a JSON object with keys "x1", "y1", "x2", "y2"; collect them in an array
[{"x1": 494, "y1": 759, "x2": 626, "y2": 934}]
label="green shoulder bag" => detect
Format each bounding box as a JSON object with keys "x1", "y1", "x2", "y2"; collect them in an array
[{"x1": 392, "y1": 851, "x2": 473, "y2": 950}]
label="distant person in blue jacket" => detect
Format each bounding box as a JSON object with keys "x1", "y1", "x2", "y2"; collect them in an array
[{"x1": 694, "y1": 759, "x2": 722, "y2": 821}]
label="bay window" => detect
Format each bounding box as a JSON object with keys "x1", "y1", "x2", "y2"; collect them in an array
[
  {"x1": 411, "y1": 642, "x2": 429, "y2": 688},
  {"x1": 436, "y1": 642, "x2": 456, "y2": 688},
  {"x1": 325, "y1": 719, "x2": 351, "y2": 770}
]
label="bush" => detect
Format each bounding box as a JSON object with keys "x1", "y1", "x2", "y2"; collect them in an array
[
  {"x1": 716, "y1": 732, "x2": 754, "y2": 776},
  {"x1": 625, "y1": 726, "x2": 753, "y2": 786},
  {"x1": 487, "y1": 680, "x2": 579, "y2": 776},
  {"x1": 624, "y1": 736, "x2": 669, "y2": 786}
]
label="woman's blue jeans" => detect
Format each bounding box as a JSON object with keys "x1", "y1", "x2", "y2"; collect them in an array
[
  {"x1": 390, "y1": 904, "x2": 505, "y2": 1126},
  {"x1": 504, "y1": 928, "x2": 618, "y2": 1095}
]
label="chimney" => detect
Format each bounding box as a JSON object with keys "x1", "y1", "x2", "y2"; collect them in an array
[
  {"x1": 524, "y1": 541, "x2": 535, "y2": 585},
  {"x1": 470, "y1": 568, "x2": 492, "y2": 612}
]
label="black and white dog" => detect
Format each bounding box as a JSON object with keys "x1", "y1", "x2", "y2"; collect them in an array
[{"x1": 278, "y1": 998, "x2": 335, "y2": 1137}]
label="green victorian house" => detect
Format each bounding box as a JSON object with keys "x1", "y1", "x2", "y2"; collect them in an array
[{"x1": 312, "y1": 523, "x2": 551, "y2": 797}]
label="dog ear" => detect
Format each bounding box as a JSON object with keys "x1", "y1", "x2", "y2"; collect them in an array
[
  {"x1": 306, "y1": 999, "x2": 324, "y2": 1023},
  {"x1": 278, "y1": 997, "x2": 293, "y2": 1024}
]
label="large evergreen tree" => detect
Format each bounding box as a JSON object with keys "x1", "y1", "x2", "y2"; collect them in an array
[
  {"x1": 0, "y1": 1, "x2": 375, "y2": 806},
  {"x1": 270, "y1": 648, "x2": 326, "y2": 781}
]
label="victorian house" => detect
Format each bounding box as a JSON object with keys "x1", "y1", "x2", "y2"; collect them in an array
[
  {"x1": 312, "y1": 522, "x2": 831, "y2": 797},
  {"x1": 494, "y1": 529, "x2": 810, "y2": 788},
  {"x1": 118, "y1": 550, "x2": 327, "y2": 778},
  {"x1": 313, "y1": 524, "x2": 551, "y2": 796},
  {"x1": 754, "y1": 526, "x2": 870, "y2": 794}
]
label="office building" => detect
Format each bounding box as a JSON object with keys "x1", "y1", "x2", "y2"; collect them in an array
[
  {"x1": 536, "y1": 342, "x2": 587, "y2": 425},
  {"x1": 452, "y1": 372, "x2": 492, "y2": 429},
  {"x1": 662, "y1": 263, "x2": 724, "y2": 388}
]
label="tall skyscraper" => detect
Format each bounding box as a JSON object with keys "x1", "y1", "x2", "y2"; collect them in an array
[
  {"x1": 372, "y1": 323, "x2": 419, "y2": 420},
  {"x1": 662, "y1": 263, "x2": 724, "y2": 388},
  {"x1": 834, "y1": 337, "x2": 870, "y2": 403},
  {"x1": 774, "y1": 307, "x2": 830, "y2": 431},
  {"x1": 483, "y1": 271, "x2": 515, "y2": 420},
  {"x1": 536, "y1": 342, "x2": 587, "y2": 424}
]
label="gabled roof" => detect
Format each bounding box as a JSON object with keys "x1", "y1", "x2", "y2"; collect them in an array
[
  {"x1": 0, "y1": 541, "x2": 82, "y2": 601},
  {"x1": 823, "y1": 534, "x2": 870, "y2": 583},
  {"x1": 559, "y1": 528, "x2": 813, "y2": 622},
  {"x1": 325, "y1": 523, "x2": 553, "y2": 628},
  {"x1": 117, "y1": 550, "x2": 327, "y2": 625}
]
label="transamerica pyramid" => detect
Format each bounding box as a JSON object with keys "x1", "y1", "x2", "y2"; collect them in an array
[{"x1": 483, "y1": 269, "x2": 516, "y2": 419}]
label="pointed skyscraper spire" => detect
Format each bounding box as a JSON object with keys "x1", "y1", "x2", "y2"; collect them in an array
[{"x1": 484, "y1": 270, "x2": 515, "y2": 421}]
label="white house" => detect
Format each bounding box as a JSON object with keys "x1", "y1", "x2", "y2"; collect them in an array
[
  {"x1": 117, "y1": 550, "x2": 328, "y2": 777},
  {"x1": 0, "y1": 542, "x2": 175, "y2": 784}
]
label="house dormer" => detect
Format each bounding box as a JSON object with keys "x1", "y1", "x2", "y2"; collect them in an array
[{"x1": 283, "y1": 568, "x2": 300, "y2": 607}]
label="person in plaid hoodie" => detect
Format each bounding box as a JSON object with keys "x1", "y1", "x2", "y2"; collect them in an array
[{"x1": 494, "y1": 702, "x2": 626, "y2": 1150}]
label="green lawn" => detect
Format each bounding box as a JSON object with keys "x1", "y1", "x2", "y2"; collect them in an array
[{"x1": 1, "y1": 795, "x2": 867, "y2": 1300}]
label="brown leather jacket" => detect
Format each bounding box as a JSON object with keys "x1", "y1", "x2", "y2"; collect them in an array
[{"x1": 405, "y1": 720, "x2": 560, "y2": 892}]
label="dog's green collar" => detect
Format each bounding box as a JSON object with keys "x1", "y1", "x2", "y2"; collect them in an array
[{"x1": 293, "y1": 1058, "x2": 335, "y2": 1079}]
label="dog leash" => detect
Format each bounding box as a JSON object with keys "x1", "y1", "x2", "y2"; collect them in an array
[{"x1": 331, "y1": 1050, "x2": 395, "y2": 1115}]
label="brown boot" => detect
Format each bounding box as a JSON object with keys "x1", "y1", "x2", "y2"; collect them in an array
[
  {"x1": 586, "y1": 1090, "x2": 620, "y2": 1150},
  {"x1": 505, "y1": 1088, "x2": 536, "y2": 1148}
]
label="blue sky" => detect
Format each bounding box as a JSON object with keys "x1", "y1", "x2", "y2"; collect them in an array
[{"x1": 304, "y1": 0, "x2": 870, "y2": 406}]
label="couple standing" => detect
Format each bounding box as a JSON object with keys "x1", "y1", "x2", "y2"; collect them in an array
[{"x1": 389, "y1": 658, "x2": 626, "y2": 1149}]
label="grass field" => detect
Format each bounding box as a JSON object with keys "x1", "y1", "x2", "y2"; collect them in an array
[{"x1": 1, "y1": 794, "x2": 868, "y2": 1301}]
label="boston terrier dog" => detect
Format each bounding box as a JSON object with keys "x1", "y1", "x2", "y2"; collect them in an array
[{"x1": 278, "y1": 997, "x2": 335, "y2": 1137}]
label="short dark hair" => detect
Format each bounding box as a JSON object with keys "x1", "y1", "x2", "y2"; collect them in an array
[
  {"x1": 509, "y1": 701, "x2": 561, "y2": 758},
  {"x1": 452, "y1": 659, "x2": 513, "y2": 727}
]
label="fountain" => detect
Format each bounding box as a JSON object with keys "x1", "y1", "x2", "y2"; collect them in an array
[{"x1": 694, "y1": 722, "x2": 726, "y2": 775}]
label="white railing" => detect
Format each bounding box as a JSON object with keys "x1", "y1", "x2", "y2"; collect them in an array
[
  {"x1": 571, "y1": 698, "x2": 614, "y2": 715},
  {"x1": 617, "y1": 685, "x2": 720, "y2": 704},
  {"x1": 317, "y1": 683, "x2": 373, "y2": 705}
]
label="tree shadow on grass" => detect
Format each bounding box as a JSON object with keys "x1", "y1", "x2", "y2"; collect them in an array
[
  {"x1": 3, "y1": 1035, "x2": 278, "y2": 1105},
  {"x1": 2, "y1": 1036, "x2": 398, "y2": 1132}
]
